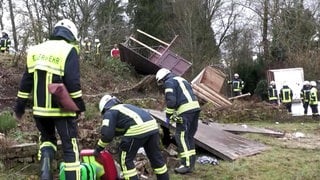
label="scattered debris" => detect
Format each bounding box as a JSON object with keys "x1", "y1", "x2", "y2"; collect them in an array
[{"x1": 197, "y1": 156, "x2": 219, "y2": 165}]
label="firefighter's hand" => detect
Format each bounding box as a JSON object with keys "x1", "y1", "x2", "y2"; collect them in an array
[
  {"x1": 170, "y1": 114, "x2": 183, "y2": 123},
  {"x1": 94, "y1": 145, "x2": 104, "y2": 159}
]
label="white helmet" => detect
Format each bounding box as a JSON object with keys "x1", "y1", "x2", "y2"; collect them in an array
[
  {"x1": 54, "y1": 19, "x2": 78, "y2": 41},
  {"x1": 156, "y1": 68, "x2": 171, "y2": 83},
  {"x1": 310, "y1": 81, "x2": 317, "y2": 87},
  {"x1": 234, "y1": 73, "x2": 239, "y2": 78},
  {"x1": 270, "y1": 81, "x2": 275, "y2": 86},
  {"x1": 303, "y1": 81, "x2": 310, "y2": 86},
  {"x1": 99, "y1": 94, "x2": 120, "y2": 113}
]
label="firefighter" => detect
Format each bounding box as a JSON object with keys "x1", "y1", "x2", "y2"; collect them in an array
[
  {"x1": 309, "y1": 81, "x2": 319, "y2": 118},
  {"x1": 279, "y1": 82, "x2": 293, "y2": 114},
  {"x1": 94, "y1": 95, "x2": 169, "y2": 180},
  {"x1": 228, "y1": 73, "x2": 245, "y2": 97},
  {"x1": 94, "y1": 38, "x2": 101, "y2": 55},
  {"x1": 0, "y1": 31, "x2": 11, "y2": 53},
  {"x1": 14, "y1": 19, "x2": 86, "y2": 180},
  {"x1": 300, "y1": 81, "x2": 311, "y2": 115},
  {"x1": 268, "y1": 81, "x2": 278, "y2": 105},
  {"x1": 156, "y1": 68, "x2": 201, "y2": 174}
]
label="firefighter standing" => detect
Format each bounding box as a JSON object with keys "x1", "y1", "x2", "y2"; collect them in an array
[
  {"x1": 14, "y1": 19, "x2": 86, "y2": 180},
  {"x1": 94, "y1": 95, "x2": 169, "y2": 180},
  {"x1": 309, "y1": 81, "x2": 319, "y2": 118},
  {"x1": 228, "y1": 73, "x2": 245, "y2": 97},
  {"x1": 279, "y1": 83, "x2": 293, "y2": 114},
  {"x1": 156, "y1": 68, "x2": 201, "y2": 174},
  {"x1": 268, "y1": 81, "x2": 278, "y2": 105},
  {"x1": 0, "y1": 31, "x2": 11, "y2": 53},
  {"x1": 300, "y1": 81, "x2": 311, "y2": 115}
]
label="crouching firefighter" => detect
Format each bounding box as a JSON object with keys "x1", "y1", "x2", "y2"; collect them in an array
[
  {"x1": 156, "y1": 68, "x2": 201, "y2": 174},
  {"x1": 94, "y1": 95, "x2": 169, "y2": 180},
  {"x1": 14, "y1": 19, "x2": 86, "y2": 180}
]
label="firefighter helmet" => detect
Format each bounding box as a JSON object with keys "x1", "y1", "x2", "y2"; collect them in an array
[
  {"x1": 99, "y1": 94, "x2": 121, "y2": 113},
  {"x1": 310, "y1": 81, "x2": 317, "y2": 87},
  {"x1": 156, "y1": 68, "x2": 171, "y2": 83},
  {"x1": 303, "y1": 81, "x2": 310, "y2": 86},
  {"x1": 270, "y1": 81, "x2": 275, "y2": 86},
  {"x1": 234, "y1": 73, "x2": 239, "y2": 78},
  {"x1": 54, "y1": 19, "x2": 78, "y2": 41}
]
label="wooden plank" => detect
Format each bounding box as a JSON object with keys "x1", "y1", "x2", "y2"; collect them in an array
[
  {"x1": 200, "y1": 66, "x2": 226, "y2": 93},
  {"x1": 197, "y1": 83, "x2": 232, "y2": 106},
  {"x1": 146, "y1": 109, "x2": 268, "y2": 161},
  {"x1": 209, "y1": 123, "x2": 284, "y2": 137},
  {"x1": 192, "y1": 84, "x2": 223, "y2": 107},
  {"x1": 228, "y1": 93, "x2": 251, "y2": 100}
]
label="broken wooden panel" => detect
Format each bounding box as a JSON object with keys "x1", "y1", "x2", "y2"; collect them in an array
[
  {"x1": 191, "y1": 66, "x2": 232, "y2": 108},
  {"x1": 147, "y1": 109, "x2": 268, "y2": 161},
  {"x1": 119, "y1": 43, "x2": 160, "y2": 75},
  {"x1": 208, "y1": 122, "x2": 284, "y2": 137},
  {"x1": 192, "y1": 66, "x2": 227, "y2": 93},
  {"x1": 119, "y1": 29, "x2": 192, "y2": 76}
]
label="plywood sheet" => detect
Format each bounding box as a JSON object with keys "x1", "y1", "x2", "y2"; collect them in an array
[{"x1": 146, "y1": 109, "x2": 268, "y2": 161}]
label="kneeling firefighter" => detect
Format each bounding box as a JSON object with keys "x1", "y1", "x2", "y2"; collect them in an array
[{"x1": 94, "y1": 95, "x2": 169, "y2": 180}]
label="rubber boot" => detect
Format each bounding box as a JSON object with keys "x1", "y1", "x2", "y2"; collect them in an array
[
  {"x1": 40, "y1": 148, "x2": 54, "y2": 180},
  {"x1": 190, "y1": 155, "x2": 196, "y2": 171}
]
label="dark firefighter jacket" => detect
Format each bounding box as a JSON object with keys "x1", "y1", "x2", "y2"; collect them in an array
[
  {"x1": 15, "y1": 40, "x2": 85, "y2": 117},
  {"x1": 268, "y1": 85, "x2": 278, "y2": 101},
  {"x1": 279, "y1": 86, "x2": 293, "y2": 103},
  {"x1": 162, "y1": 74, "x2": 200, "y2": 118},
  {"x1": 97, "y1": 104, "x2": 159, "y2": 148}
]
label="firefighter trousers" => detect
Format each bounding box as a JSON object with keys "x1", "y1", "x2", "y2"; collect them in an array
[
  {"x1": 35, "y1": 117, "x2": 80, "y2": 180},
  {"x1": 118, "y1": 133, "x2": 169, "y2": 180},
  {"x1": 175, "y1": 110, "x2": 200, "y2": 169}
]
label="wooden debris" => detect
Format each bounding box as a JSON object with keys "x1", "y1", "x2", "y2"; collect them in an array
[
  {"x1": 147, "y1": 109, "x2": 269, "y2": 161},
  {"x1": 228, "y1": 93, "x2": 251, "y2": 100}
]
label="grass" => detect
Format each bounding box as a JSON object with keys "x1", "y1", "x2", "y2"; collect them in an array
[{"x1": 2, "y1": 120, "x2": 320, "y2": 179}]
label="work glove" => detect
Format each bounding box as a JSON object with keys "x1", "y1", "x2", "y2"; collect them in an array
[{"x1": 170, "y1": 114, "x2": 183, "y2": 123}]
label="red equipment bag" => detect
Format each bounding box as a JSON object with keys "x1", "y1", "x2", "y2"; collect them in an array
[{"x1": 80, "y1": 149, "x2": 118, "y2": 180}]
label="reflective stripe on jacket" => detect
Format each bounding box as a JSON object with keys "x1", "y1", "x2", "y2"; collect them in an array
[
  {"x1": 280, "y1": 87, "x2": 292, "y2": 103},
  {"x1": 268, "y1": 86, "x2": 278, "y2": 100},
  {"x1": 164, "y1": 75, "x2": 200, "y2": 116},
  {"x1": 309, "y1": 87, "x2": 318, "y2": 105},
  {"x1": 99, "y1": 104, "x2": 159, "y2": 146},
  {"x1": 18, "y1": 40, "x2": 79, "y2": 117}
]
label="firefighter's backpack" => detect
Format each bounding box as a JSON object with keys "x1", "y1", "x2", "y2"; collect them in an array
[{"x1": 59, "y1": 162, "x2": 96, "y2": 180}]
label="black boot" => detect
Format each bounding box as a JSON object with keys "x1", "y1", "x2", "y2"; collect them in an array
[{"x1": 40, "y1": 148, "x2": 54, "y2": 180}]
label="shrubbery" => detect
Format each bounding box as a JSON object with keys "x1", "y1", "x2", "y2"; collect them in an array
[{"x1": 0, "y1": 111, "x2": 16, "y2": 133}]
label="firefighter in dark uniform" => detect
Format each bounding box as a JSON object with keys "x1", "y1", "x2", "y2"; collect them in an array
[
  {"x1": 309, "y1": 81, "x2": 319, "y2": 118},
  {"x1": 14, "y1": 19, "x2": 85, "y2": 180},
  {"x1": 300, "y1": 81, "x2": 311, "y2": 115},
  {"x1": 268, "y1": 81, "x2": 278, "y2": 105},
  {"x1": 279, "y1": 83, "x2": 293, "y2": 114},
  {"x1": 0, "y1": 31, "x2": 11, "y2": 53},
  {"x1": 228, "y1": 73, "x2": 245, "y2": 97},
  {"x1": 156, "y1": 68, "x2": 201, "y2": 174},
  {"x1": 94, "y1": 95, "x2": 169, "y2": 180}
]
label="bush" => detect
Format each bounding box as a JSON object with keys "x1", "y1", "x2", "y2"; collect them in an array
[
  {"x1": 254, "y1": 80, "x2": 268, "y2": 101},
  {"x1": 0, "y1": 111, "x2": 16, "y2": 133}
]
